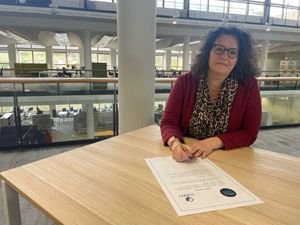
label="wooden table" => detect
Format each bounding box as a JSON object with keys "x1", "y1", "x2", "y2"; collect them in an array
[{"x1": 1, "y1": 125, "x2": 300, "y2": 225}]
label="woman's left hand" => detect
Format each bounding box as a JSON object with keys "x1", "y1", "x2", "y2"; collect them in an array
[{"x1": 190, "y1": 137, "x2": 223, "y2": 159}]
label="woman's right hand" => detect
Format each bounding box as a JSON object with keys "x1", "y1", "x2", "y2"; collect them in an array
[{"x1": 170, "y1": 139, "x2": 193, "y2": 162}]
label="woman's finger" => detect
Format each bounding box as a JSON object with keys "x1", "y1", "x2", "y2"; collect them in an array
[{"x1": 193, "y1": 150, "x2": 204, "y2": 158}]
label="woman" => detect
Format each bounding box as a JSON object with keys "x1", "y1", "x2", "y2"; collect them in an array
[{"x1": 160, "y1": 26, "x2": 261, "y2": 162}]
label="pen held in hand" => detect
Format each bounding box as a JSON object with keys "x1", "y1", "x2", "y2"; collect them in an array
[{"x1": 180, "y1": 144, "x2": 194, "y2": 160}]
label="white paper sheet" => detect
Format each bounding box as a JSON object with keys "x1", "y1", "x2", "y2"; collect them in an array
[{"x1": 145, "y1": 157, "x2": 263, "y2": 216}]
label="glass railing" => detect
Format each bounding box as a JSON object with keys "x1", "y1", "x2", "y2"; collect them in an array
[
  {"x1": 0, "y1": 76, "x2": 299, "y2": 149},
  {"x1": 0, "y1": 77, "x2": 118, "y2": 148}
]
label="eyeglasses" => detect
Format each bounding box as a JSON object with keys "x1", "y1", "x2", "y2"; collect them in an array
[{"x1": 213, "y1": 44, "x2": 238, "y2": 59}]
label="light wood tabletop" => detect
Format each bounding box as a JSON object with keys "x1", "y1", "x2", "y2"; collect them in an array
[{"x1": 1, "y1": 125, "x2": 300, "y2": 225}]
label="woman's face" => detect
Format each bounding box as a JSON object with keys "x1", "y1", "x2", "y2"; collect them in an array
[{"x1": 208, "y1": 34, "x2": 238, "y2": 78}]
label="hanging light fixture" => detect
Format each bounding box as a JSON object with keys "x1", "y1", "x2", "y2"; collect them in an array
[
  {"x1": 172, "y1": 16, "x2": 177, "y2": 24},
  {"x1": 55, "y1": 33, "x2": 70, "y2": 46},
  {"x1": 265, "y1": 22, "x2": 271, "y2": 32}
]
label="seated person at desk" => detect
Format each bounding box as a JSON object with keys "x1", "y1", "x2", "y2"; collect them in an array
[
  {"x1": 160, "y1": 26, "x2": 261, "y2": 162},
  {"x1": 36, "y1": 107, "x2": 43, "y2": 114}
]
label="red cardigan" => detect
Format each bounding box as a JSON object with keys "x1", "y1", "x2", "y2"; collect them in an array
[{"x1": 160, "y1": 72, "x2": 262, "y2": 150}]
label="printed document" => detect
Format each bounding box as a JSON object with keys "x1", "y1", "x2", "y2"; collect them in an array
[{"x1": 145, "y1": 157, "x2": 263, "y2": 216}]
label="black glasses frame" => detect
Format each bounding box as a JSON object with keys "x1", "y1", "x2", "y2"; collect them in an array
[{"x1": 213, "y1": 44, "x2": 238, "y2": 59}]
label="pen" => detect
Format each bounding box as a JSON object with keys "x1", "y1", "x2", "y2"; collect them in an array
[{"x1": 181, "y1": 143, "x2": 194, "y2": 160}]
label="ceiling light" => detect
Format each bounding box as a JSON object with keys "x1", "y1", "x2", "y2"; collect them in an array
[
  {"x1": 7, "y1": 31, "x2": 29, "y2": 43},
  {"x1": 96, "y1": 35, "x2": 114, "y2": 48},
  {"x1": 265, "y1": 22, "x2": 271, "y2": 32},
  {"x1": 0, "y1": 30, "x2": 8, "y2": 37},
  {"x1": 190, "y1": 40, "x2": 201, "y2": 44},
  {"x1": 0, "y1": 30, "x2": 29, "y2": 43},
  {"x1": 172, "y1": 16, "x2": 177, "y2": 24},
  {"x1": 55, "y1": 33, "x2": 70, "y2": 46}
]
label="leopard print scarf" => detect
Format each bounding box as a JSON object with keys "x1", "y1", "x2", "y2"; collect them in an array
[{"x1": 188, "y1": 76, "x2": 238, "y2": 140}]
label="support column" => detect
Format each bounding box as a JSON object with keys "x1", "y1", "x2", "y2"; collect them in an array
[
  {"x1": 83, "y1": 103, "x2": 94, "y2": 139},
  {"x1": 49, "y1": 104, "x2": 56, "y2": 116},
  {"x1": 8, "y1": 44, "x2": 16, "y2": 76},
  {"x1": 81, "y1": 30, "x2": 92, "y2": 77},
  {"x1": 111, "y1": 48, "x2": 117, "y2": 69},
  {"x1": 79, "y1": 47, "x2": 85, "y2": 68},
  {"x1": 182, "y1": 36, "x2": 190, "y2": 71},
  {"x1": 260, "y1": 39, "x2": 269, "y2": 76},
  {"x1": 166, "y1": 49, "x2": 171, "y2": 70},
  {"x1": 117, "y1": 0, "x2": 156, "y2": 133},
  {"x1": 45, "y1": 46, "x2": 53, "y2": 70}
]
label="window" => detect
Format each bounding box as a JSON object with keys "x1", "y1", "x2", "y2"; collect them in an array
[
  {"x1": 171, "y1": 55, "x2": 182, "y2": 70},
  {"x1": 32, "y1": 44, "x2": 45, "y2": 49},
  {"x1": 270, "y1": 0, "x2": 300, "y2": 20},
  {"x1": 209, "y1": 0, "x2": 228, "y2": 13},
  {"x1": 155, "y1": 55, "x2": 164, "y2": 70},
  {"x1": 52, "y1": 46, "x2": 66, "y2": 50},
  {"x1": 67, "y1": 52, "x2": 80, "y2": 66},
  {"x1": 284, "y1": 8, "x2": 299, "y2": 20},
  {"x1": 248, "y1": 4, "x2": 264, "y2": 16},
  {"x1": 164, "y1": 0, "x2": 184, "y2": 9},
  {"x1": 157, "y1": 0, "x2": 163, "y2": 7},
  {"x1": 270, "y1": 0, "x2": 284, "y2": 4},
  {"x1": 1, "y1": 106, "x2": 13, "y2": 113},
  {"x1": 270, "y1": 6, "x2": 283, "y2": 18},
  {"x1": 18, "y1": 50, "x2": 46, "y2": 63},
  {"x1": 98, "y1": 54, "x2": 111, "y2": 69},
  {"x1": 18, "y1": 51, "x2": 33, "y2": 63},
  {"x1": 190, "y1": 0, "x2": 208, "y2": 11},
  {"x1": 53, "y1": 52, "x2": 80, "y2": 69},
  {"x1": 0, "y1": 51, "x2": 9, "y2": 68},
  {"x1": 285, "y1": 0, "x2": 300, "y2": 7},
  {"x1": 33, "y1": 52, "x2": 46, "y2": 63},
  {"x1": 92, "y1": 54, "x2": 98, "y2": 63},
  {"x1": 229, "y1": 2, "x2": 246, "y2": 15},
  {"x1": 53, "y1": 53, "x2": 67, "y2": 69}
]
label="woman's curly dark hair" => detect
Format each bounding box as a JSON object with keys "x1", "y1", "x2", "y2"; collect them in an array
[{"x1": 191, "y1": 26, "x2": 260, "y2": 83}]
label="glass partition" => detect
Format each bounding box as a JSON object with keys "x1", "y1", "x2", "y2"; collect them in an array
[{"x1": 0, "y1": 78, "x2": 300, "y2": 148}]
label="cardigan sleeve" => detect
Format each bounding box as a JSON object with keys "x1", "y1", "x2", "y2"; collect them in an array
[
  {"x1": 217, "y1": 79, "x2": 262, "y2": 150},
  {"x1": 160, "y1": 75, "x2": 186, "y2": 145}
]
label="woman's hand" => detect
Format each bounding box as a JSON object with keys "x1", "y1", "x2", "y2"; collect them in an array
[
  {"x1": 169, "y1": 138, "x2": 193, "y2": 162},
  {"x1": 190, "y1": 137, "x2": 223, "y2": 159}
]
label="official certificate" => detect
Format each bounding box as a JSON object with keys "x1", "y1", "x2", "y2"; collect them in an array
[{"x1": 145, "y1": 157, "x2": 263, "y2": 216}]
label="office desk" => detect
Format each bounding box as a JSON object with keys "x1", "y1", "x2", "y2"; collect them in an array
[{"x1": 1, "y1": 125, "x2": 300, "y2": 225}]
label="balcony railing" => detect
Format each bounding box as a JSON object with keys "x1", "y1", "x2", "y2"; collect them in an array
[{"x1": 0, "y1": 76, "x2": 299, "y2": 149}]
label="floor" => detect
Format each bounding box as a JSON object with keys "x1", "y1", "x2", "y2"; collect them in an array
[{"x1": 0, "y1": 127, "x2": 300, "y2": 225}]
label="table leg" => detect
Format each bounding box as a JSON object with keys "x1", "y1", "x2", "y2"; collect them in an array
[{"x1": 1, "y1": 180, "x2": 22, "y2": 225}]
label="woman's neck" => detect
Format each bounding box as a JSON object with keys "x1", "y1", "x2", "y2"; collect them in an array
[
  {"x1": 207, "y1": 73, "x2": 226, "y2": 89},
  {"x1": 207, "y1": 72, "x2": 227, "y2": 103}
]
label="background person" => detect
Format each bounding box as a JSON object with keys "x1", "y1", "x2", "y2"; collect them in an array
[{"x1": 160, "y1": 26, "x2": 261, "y2": 162}]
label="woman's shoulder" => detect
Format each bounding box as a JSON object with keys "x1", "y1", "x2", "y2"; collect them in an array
[
  {"x1": 240, "y1": 76, "x2": 258, "y2": 86},
  {"x1": 177, "y1": 71, "x2": 198, "y2": 83},
  {"x1": 238, "y1": 76, "x2": 259, "y2": 92}
]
